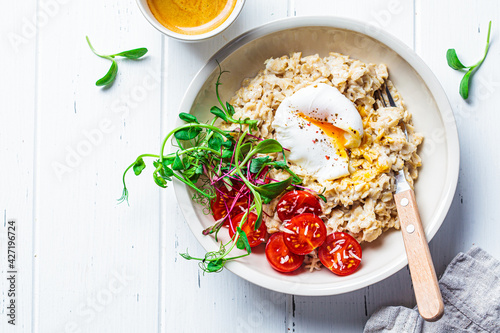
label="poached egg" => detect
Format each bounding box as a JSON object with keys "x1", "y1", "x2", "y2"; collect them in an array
[{"x1": 272, "y1": 83, "x2": 364, "y2": 182}]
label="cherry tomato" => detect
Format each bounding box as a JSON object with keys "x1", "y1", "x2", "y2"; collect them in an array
[
  {"x1": 228, "y1": 212, "x2": 266, "y2": 247},
  {"x1": 282, "y1": 213, "x2": 327, "y2": 255},
  {"x1": 211, "y1": 182, "x2": 249, "y2": 225},
  {"x1": 318, "y1": 232, "x2": 362, "y2": 276},
  {"x1": 265, "y1": 232, "x2": 304, "y2": 273},
  {"x1": 277, "y1": 190, "x2": 322, "y2": 222}
]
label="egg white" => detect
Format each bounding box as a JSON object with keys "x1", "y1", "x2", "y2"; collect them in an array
[{"x1": 272, "y1": 83, "x2": 364, "y2": 182}]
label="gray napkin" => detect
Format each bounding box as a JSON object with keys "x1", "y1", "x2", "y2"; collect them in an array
[{"x1": 364, "y1": 246, "x2": 500, "y2": 333}]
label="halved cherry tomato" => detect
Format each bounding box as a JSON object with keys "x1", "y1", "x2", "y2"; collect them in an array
[
  {"x1": 228, "y1": 212, "x2": 266, "y2": 247},
  {"x1": 277, "y1": 190, "x2": 322, "y2": 222},
  {"x1": 265, "y1": 232, "x2": 304, "y2": 273},
  {"x1": 318, "y1": 232, "x2": 362, "y2": 276},
  {"x1": 211, "y1": 182, "x2": 249, "y2": 225},
  {"x1": 282, "y1": 213, "x2": 327, "y2": 255}
]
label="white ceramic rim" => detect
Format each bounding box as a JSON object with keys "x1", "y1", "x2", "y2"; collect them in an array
[
  {"x1": 173, "y1": 16, "x2": 460, "y2": 295},
  {"x1": 135, "y1": 0, "x2": 246, "y2": 41}
]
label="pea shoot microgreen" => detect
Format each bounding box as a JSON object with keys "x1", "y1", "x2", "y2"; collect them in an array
[
  {"x1": 86, "y1": 36, "x2": 148, "y2": 87},
  {"x1": 119, "y1": 67, "x2": 310, "y2": 273},
  {"x1": 446, "y1": 21, "x2": 492, "y2": 99}
]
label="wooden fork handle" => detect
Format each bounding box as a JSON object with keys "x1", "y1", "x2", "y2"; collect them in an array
[{"x1": 395, "y1": 189, "x2": 444, "y2": 321}]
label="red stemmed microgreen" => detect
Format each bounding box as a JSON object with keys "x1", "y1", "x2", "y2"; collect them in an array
[{"x1": 119, "y1": 67, "x2": 307, "y2": 273}]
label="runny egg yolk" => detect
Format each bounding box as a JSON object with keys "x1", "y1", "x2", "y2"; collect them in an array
[
  {"x1": 298, "y1": 113, "x2": 348, "y2": 159},
  {"x1": 272, "y1": 84, "x2": 365, "y2": 182}
]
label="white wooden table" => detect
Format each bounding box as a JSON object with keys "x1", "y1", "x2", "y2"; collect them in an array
[{"x1": 2, "y1": 1, "x2": 500, "y2": 332}]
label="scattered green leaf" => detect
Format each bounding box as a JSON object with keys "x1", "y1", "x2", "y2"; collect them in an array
[
  {"x1": 162, "y1": 156, "x2": 176, "y2": 166},
  {"x1": 446, "y1": 49, "x2": 467, "y2": 70},
  {"x1": 459, "y1": 69, "x2": 473, "y2": 100},
  {"x1": 153, "y1": 171, "x2": 167, "y2": 188},
  {"x1": 208, "y1": 133, "x2": 223, "y2": 151},
  {"x1": 132, "y1": 157, "x2": 146, "y2": 176},
  {"x1": 112, "y1": 48, "x2": 148, "y2": 59},
  {"x1": 86, "y1": 36, "x2": 148, "y2": 87},
  {"x1": 210, "y1": 106, "x2": 228, "y2": 121},
  {"x1": 446, "y1": 21, "x2": 492, "y2": 99},
  {"x1": 174, "y1": 126, "x2": 203, "y2": 140},
  {"x1": 161, "y1": 164, "x2": 174, "y2": 177},
  {"x1": 172, "y1": 153, "x2": 184, "y2": 171},
  {"x1": 206, "y1": 259, "x2": 225, "y2": 273},
  {"x1": 253, "y1": 139, "x2": 283, "y2": 154},
  {"x1": 255, "y1": 177, "x2": 293, "y2": 204},
  {"x1": 235, "y1": 227, "x2": 251, "y2": 252},
  {"x1": 226, "y1": 102, "x2": 236, "y2": 116},
  {"x1": 179, "y1": 112, "x2": 199, "y2": 124},
  {"x1": 250, "y1": 156, "x2": 271, "y2": 173},
  {"x1": 221, "y1": 139, "x2": 233, "y2": 149},
  {"x1": 95, "y1": 60, "x2": 118, "y2": 87},
  {"x1": 221, "y1": 148, "x2": 233, "y2": 159}
]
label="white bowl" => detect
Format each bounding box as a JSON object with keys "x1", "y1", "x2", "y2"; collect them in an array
[
  {"x1": 174, "y1": 17, "x2": 460, "y2": 295},
  {"x1": 136, "y1": 0, "x2": 245, "y2": 41}
]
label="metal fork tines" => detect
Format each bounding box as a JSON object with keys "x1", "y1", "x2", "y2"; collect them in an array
[
  {"x1": 376, "y1": 83, "x2": 409, "y2": 141},
  {"x1": 376, "y1": 82, "x2": 410, "y2": 192}
]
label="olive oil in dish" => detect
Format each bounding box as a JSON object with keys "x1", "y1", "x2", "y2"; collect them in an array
[{"x1": 147, "y1": 0, "x2": 237, "y2": 35}]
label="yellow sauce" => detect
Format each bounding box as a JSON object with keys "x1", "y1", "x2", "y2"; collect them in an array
[
  {"x1": 298, "y1": 113, "x2": 348, "y2": 159},
  {"x1": 147, "y1": 0, "x2": 237, "y2": 35}
]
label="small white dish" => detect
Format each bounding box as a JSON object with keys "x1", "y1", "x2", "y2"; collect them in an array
[
  {"x1": 135, "y1": 0, "x2": 246, "y2": 42},
  {"x1": 174, "y1": 16, "x2": 460, "y2": 295}
]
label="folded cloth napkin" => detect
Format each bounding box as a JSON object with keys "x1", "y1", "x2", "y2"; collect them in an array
[{"x1": 364, "y1": 246, "x2": 500, "y2": 333}]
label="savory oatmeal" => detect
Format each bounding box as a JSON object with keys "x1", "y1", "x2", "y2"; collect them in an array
[{"x1": 223, "y1": 52, "x2": 423, "y2": 249}]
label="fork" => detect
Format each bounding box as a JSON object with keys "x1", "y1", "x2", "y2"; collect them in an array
[{"x1": 377, "y1": 84, "x2": 444, "y2": 322}]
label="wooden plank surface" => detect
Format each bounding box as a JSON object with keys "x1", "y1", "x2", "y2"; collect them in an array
[
  {"x1": 33, "y1": 0, "x2": 162, "y2": 331},
  {"x1": 1, "y1": 0, "x2": 500, "y2": 332},
  {"x1": 0, "y1": 1, "x2": 36, "y2": 332},
  {"x1": 416, "y1": 0, "x2": 500, "y2": 278}
]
